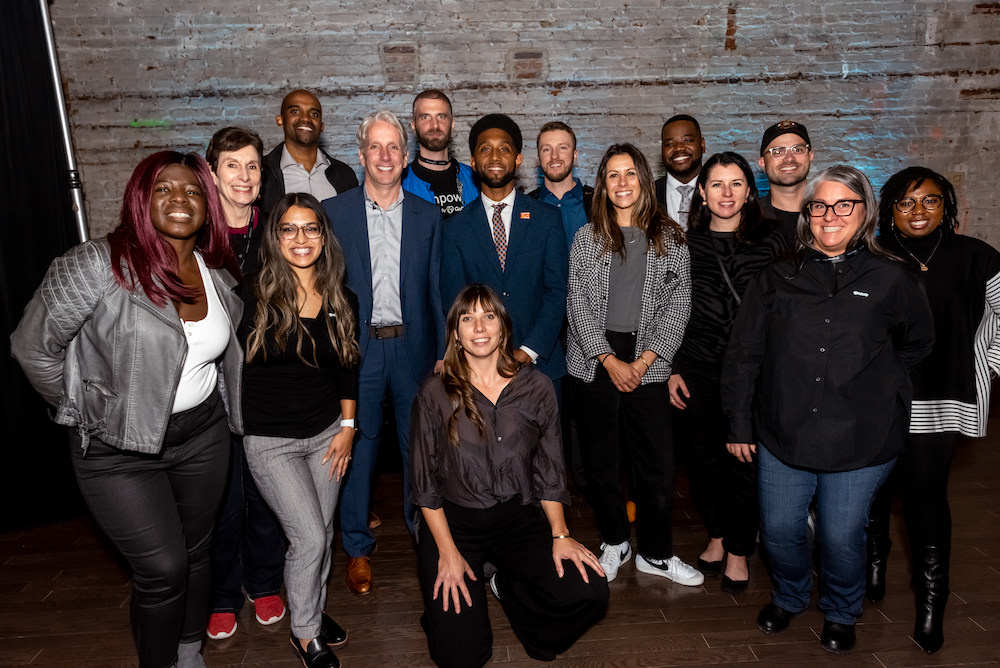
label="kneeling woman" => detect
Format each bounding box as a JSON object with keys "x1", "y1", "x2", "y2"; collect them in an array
[
  {"x1": 241, "y1": 193, "x2": 358, "y2": 668},
  {"x1": 411, "y1": 284, "x2": 609, "y2": 668}
]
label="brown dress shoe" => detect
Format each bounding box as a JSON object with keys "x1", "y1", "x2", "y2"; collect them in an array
[{"x1": 346, "y1": 556, "x2": 373, "y2": 595}]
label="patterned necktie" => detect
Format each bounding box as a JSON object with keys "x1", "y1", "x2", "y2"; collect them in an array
[
  {"x1": 677, "y1": 184, "x2": 694, "y2": 225},
  {"x1": 492, "y1": 203, "x2": 507, "y2": 271}
]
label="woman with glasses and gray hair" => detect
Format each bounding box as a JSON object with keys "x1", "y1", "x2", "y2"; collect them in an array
[
  {"x1": 240, "y1": 192, "x2": 359, "y2": 668},
  {"x1": 864, "y1": 167, "x2": 1000, "y2": 653},
  {"x1": 721, "y1": 165, "x2": 935, "y2": 654}
]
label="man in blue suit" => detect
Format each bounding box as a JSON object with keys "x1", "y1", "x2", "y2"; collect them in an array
[
  {"x1": 323, "y1": 110, "x2": 444, "y2": 596},
  {"x1": 442, "y1": 114, "x2": 568, "y2": 383}
]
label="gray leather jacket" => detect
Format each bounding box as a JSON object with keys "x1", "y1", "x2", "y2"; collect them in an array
[{"x1": 11, "y1": 239, "x2": 244, "y2": 454}]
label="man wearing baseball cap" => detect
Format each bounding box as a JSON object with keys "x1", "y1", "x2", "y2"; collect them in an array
[{"x1": 758, "y1": 120, "x2": 814, "y2": 244}]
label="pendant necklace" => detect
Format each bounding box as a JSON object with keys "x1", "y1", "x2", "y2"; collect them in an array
[{"x1": 894, "y1": 227, "x2": 942, "y2": 272}]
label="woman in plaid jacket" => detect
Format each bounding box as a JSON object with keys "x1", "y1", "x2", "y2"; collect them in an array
[{"x1": 566, "y1": 143, "x2": 700, "y2": 587}]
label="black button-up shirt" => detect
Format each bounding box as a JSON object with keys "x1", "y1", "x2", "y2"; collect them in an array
[{"x1": 722, "y1": 247, "x2": 934, "y2": 471}]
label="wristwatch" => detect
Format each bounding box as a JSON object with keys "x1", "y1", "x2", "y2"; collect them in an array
[{"x1": 340, "y1": 418, "x2": 357, "y2": 429}]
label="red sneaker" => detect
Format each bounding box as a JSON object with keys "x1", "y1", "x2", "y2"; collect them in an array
[
  {"x1": 252, "y1": 594, "x2": 286, "y2": 626},
  {"x1": 207, "y1": 612, "x2": 237, "y2": 640}
]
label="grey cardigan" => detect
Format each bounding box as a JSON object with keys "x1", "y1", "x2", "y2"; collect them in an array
[
  {"x1": 565, "y1": 223, "x2": 691, "y2": 384},
  {"x1": 11, "y1": 239, "x2": 244, "y2": 453}
]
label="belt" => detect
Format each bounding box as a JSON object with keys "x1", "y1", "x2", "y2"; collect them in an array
[{"x1": 369, "y1": 324, "x2": 405, "y2": 339}]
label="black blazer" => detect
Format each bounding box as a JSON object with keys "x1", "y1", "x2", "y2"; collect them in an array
[{"x1": 259, "y1": 144, "x2": 359, "y2": 218}]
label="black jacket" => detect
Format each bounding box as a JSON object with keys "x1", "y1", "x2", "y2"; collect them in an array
[
  {"x1": 259, "y1": 144, "x2": 358, "y2": 218},
  {"x1": 721, "y1": 246, "x2": 935, "y2": 471}
]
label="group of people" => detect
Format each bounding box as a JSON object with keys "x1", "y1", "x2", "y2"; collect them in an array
[{"x1": 10, "y1": 85, "x2": 999, "y2": 668}]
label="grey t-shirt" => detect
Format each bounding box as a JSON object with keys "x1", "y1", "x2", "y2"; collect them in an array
[{"x1": 606, "y1": 226, "x2": 647, "y2": 332}]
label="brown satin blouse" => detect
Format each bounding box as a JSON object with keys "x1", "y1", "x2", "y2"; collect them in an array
[{"x1": 410, "y1": 365, "x2": 569, "y2": 510}]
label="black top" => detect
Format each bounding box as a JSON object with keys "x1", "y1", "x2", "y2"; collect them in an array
[
  {"x1": 759, "y1": 195, "x2": 800, "y2": 247},
  {"x1": 673, "y1": 227, "x2": 786, "y2": 381},
  {"x1": 884, "y1": 230, "x2": 1000, "y2": 403},
  {"x1": 721, "y1": 247, "x2": 935, "y2": 471},
  {"x1": 226, "y1": 206, "x2": 263, "y2": 280},
  {"x1": 240, "y1": 287, "x2": 360, "y2": 438},
  {"x1": 409, "y1": 365, "x2": 569, "y2": 510},
  {"x1": 409, "y1": 159, "x2": 466, "y2": 218}
]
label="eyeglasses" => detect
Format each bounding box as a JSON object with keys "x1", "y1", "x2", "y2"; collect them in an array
[
  {"x1": 764, "y1": 144, "x2": 810, "y2": 158},
  {"x1": 277, "y1": 223, "x2": 323, "y2": 239},
  {"x1": 894, "y1": 196, "x2": 942, "y2": 213},
  {"x1": 806, "y1": 199, "x2": 864, "y2": 217}
]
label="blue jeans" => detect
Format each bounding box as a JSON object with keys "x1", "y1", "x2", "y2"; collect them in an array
[{"x1": 758, "y1": 445, "x2": 895, "y2": 625}]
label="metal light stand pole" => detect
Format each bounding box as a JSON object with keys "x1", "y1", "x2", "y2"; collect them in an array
[{"x1": 38, "y1": 0, "x2": 88, "y2": 242}]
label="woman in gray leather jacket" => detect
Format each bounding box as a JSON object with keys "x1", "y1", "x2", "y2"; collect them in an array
[{"x1": 11, "y1": 151, "x2": 243, "y2": 668}]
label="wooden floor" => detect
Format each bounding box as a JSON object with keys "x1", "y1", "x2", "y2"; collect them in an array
[{"x1": 2, "y1": 435, "x2": 1000, "y2": 667}]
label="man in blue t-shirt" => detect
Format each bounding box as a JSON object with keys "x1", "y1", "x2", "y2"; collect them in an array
[{"x1": 527, "y1": 121, "x2": 593, "y2": 249}]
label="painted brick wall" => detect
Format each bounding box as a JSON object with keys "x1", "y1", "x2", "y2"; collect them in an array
[{"x1": 49, "y1": 1, "x2": 1000, "y2": 243}]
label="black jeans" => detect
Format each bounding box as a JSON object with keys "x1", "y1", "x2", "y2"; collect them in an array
[
  {"x1": 210, "y1": 433, "x2": 285, "y2": 613},
  {"x1": 672, "y1": 370, "x2": 758, "y2": 556},
  {"x1": 70, "y1": 391, "x2": 230, "y2": 668},
  {"x1": 571, "y1": 330, "x2": 676, "y2": 559}
]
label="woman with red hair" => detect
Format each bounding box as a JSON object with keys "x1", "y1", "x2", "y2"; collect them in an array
[{"x1": 12, "y1": 151, "x2": 243, "y2": 668}]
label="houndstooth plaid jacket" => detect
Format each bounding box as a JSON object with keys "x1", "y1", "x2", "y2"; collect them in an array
[{"x1": 565, "y1": 223, "x2": 691, "y2": 384}]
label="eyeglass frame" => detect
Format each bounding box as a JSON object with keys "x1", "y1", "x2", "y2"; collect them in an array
[
  {"x1": 277, "y1": 222, "x2": 324, "y2": 240},
  {"x1": 763, "y1": 144, "x2": 811, "y2": 159},
  {"x1": 893, "y1": 195, "x2": 942, "y2": 213},
  {"x1": 805, "y1": 199, "x2": 865, "y2": 217}
]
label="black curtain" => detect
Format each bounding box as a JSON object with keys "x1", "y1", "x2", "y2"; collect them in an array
[{"x1": 1, "y1": 0, "x2": 84, "y2": 529}]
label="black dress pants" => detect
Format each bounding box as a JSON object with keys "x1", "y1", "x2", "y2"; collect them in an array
[
  {"x1": 70, "y1": 392, "x2": 230, "y2": 668},
  {"x1": 672, "y1": 370, "x2": 758, "y2": 556},
  {"x1": 571, "y1": 330, "x2": 676, "y2": 559},
  {"x1": 417, "y1": 499, "x2": 608, "y2": 668}
]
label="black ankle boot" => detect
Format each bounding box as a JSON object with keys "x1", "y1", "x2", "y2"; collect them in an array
[
  {"x1": 865, "y1": 517, "x2": 891, "y2": 603},
  {"x1": 913, "y1": 545, "x2": 949, "y2": 654}
]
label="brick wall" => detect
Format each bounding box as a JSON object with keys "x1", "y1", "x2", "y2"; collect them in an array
[{"x1": 50, "y1": 1, "x2": 1000, "y2": 242}]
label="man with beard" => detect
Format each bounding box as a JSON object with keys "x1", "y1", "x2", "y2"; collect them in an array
[
  {"x1": 757, "y1": 120, "x2": 814, "y2": 244},
  {"x1": 442, "y1": 113, "x2": 568, "y2": 383},
  {"x1": 528, "y1": 121, "x2": 594, "y2": 248},
  {"x1": 654, "y1": 114, "x2": 705, "y2": 229},
  {"x1": 324, "y1": 110, "x2": 445, "y2": 597},
  {"x1": 402, "y1": 89, "x2": 478, "y2": 218},
  {"x1": 260, "y1": 89, "x2": 358, "y2": 217}
]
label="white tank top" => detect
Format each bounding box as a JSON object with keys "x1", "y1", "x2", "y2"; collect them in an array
[{"x1": 171, "y1": 253, "x2": 231, "y2": 414}]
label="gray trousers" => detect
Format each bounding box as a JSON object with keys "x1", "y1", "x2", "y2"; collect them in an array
[{"x1": 244, "y1": 419, "x2": 343, "y2": 638}]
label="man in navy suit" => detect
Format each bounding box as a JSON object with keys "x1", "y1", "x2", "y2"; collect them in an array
[
  {"x1": 323, "y1": 110, "x2": 444, "y2": 596},
  {"x1": 441, "y1": 114, "x2": 568, "y2": 383}
]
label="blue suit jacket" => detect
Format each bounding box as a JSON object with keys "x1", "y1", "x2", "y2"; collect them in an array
[
  {"x1": 442, "y1": 191, "x2": 569, "y2": 379},
  {"x1": 324, "y1": 186, "x2": 445, "y2": 383}
]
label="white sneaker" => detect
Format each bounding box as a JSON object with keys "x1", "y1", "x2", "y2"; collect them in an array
[
  {"x1": 598, "y1": 540, "x2": 632, "y2": 582},
  {"x1": 635, "y1": 554, "x2": 705, "y2": 586},
  {"x1": 489, "y1": 573, "x2": 500, "y2": 600}
]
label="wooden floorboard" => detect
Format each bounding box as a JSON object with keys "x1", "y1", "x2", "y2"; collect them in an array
[{"x1": 2, "y1": 428, "x2": 999, "y2": 666}]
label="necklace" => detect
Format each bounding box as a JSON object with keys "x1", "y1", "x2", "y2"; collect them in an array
[
  {"x1": 894, "y1": 228, "x2": 942, "y2": 272},
  {"x1": 418, "y1": 155, "x2": 451, "y2": 166}
]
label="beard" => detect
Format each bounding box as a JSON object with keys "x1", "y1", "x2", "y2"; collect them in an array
[
  {"x1": 766, "y1": 166, "x2": 809, "y2": 187},
  {"x1": 542, "y1": 163, "x2": 573, "y2": 184},
  {"x1": 478, "y1": 169, "x2": 516, "y2": 190},
  {"x1": 416, "y1": 129, "x2": 452, "y2": 153}
]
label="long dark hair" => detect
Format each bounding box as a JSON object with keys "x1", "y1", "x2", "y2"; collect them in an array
[
  {"x1": 441, "y1": 284, "x2": 519, "y2": 446},
  {"x1": 877, "y1": 166, "x2": 959, "y2": 238},
  {"x1": 108, "y1": 151, "x2": 236, "y2": 306},
  {"x1": 687, "y1": 152, "x2": 773, "y2": 244},
  {"x1": 590, "y1": 143, "x2": 685, "y2": 258},
  {"x1": 246, "y1": 193, "x2": 359, "y2": 368}
]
